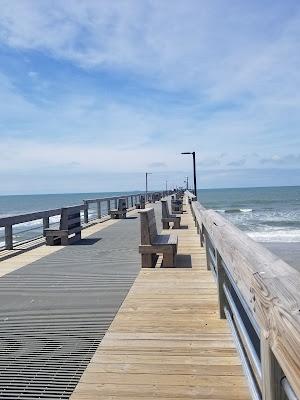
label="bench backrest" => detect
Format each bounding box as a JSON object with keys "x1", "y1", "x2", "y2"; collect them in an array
[
  {"x1": 60, "y1": 206, "x2": 81, "y2": 231},
  {"x1": 161, "y1": 200, "x2": 170, "y2": 218},
  {"x1": 153, "y1": 192, "x2": 161, "y2": 201},
  {"x1": 139, "y1": 208, "x2": 157, "y2": 245},
  {"x1": 118, "y1": 198, "x2": 127, "y2": 211}
]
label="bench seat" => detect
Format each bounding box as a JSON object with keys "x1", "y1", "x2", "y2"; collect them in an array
[
  {"x1": 161, "y1": 200, "x2": 181, "y2": 229},
  {"x1": 44, "y1": 206, "x2": 82, "y2": 246},
  {"x1": 109, "y1": 209, "x2": 126, "y2": 219},
  {"x1": 153, "y1": 234, "x2": 177, "y2": 247},
  {"x1": 139, "y1": 208, "x2": 178, "y2": 268},
  {"x1": 109, "y1": 198, "x2": 127, "y2": 219}
]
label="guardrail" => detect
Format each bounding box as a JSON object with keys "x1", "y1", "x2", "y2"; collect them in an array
[
  {"x1": 185, "y1": 190, "x2": 300, "y2": 400},
  {"x1": 0, "y1": 204, "x2": 87, "y2": 251},
  {"x1": 0, "y1": 191, "x2": 174, "y2": 251},
  {"x1": 82, "y1": 193, "x2": 142, "y2": 224}
]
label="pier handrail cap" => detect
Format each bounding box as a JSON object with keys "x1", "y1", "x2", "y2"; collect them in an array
[{"x1": 138, "y1": 207, "x2": 154, "y2": 213}]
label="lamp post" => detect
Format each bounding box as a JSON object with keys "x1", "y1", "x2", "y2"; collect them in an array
[
  {"x1": 145, "y1": 172, "x2": 152, "y2": 202},
  {"x1": 181, "y1": 152, "x2": 197, "y2": 199}
]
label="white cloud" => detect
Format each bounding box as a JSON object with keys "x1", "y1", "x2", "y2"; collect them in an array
[{"x1": 0, "y1": 1, "x2": 300, "y2": 191}]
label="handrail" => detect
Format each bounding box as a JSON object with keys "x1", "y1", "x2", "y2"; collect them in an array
[
  {"x1": 0, "y1": 204, "x2": 87, "y2": 251},
  {"x1": 0, "y1": 191, "x2": 173, "y2": 251},
  {"x1": 185, "y1": 191, "x2": 300, "y2": 400}
]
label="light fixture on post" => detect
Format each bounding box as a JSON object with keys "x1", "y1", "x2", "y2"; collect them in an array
[
  {"x1": 181, "y1": 152, "x2": 197, "y2": 199},
  {"x1": 145, "y1": 172, "x2": 152, "y2": 202}
]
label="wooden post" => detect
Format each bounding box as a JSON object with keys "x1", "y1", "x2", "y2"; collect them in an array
[
  {"x1": 97, "y1": 201, "x2": 101, "y2": 219},
  {"x1": 5, "y1": 225, "x2": 13, "y2": 250},
  {"x1": 107, "y1": 200, "x2": 111, "y2": 214},
  {"x1": 216, "y1": 251, "x2": 226, "y2": 319},
  {"x1": 204, "y1": 230, "x2": 211, "y2": 270},
  {"x1": 114, "y1": 198, "x2": 117, "y2": 208},
  {"x1": 83, "y1": 201, "x2": 89, "y2": 223},
  {"x1": 260, "y1": 334, "x2": 284, "y2": 400},
  {"x1": 200, "y1": 224, "x2": 204, "y2": 247},
  {"x1": 43, "y1": 217, "x2": 49, "y2": 233}
]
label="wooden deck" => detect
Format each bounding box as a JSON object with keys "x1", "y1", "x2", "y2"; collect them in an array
[
  {"x1": 71, "y1": 201, "x2": 250, "y2": 399},
  {"x1": 0, "y1": 208, "x2": 142, "y2": 399}
]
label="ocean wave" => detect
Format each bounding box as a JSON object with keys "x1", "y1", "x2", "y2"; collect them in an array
[
  {"x1": 247, "y1": 229, "x2": 300, "y2": 243},
  {"x1": 216, "y1": 208, "x2": 253, "y2": 214}
]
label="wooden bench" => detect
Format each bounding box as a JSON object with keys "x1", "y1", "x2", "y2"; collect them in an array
[
  {"x1": 136, "y1": 195, "x2": 145, "y2": 209},
  {"x1": 153, "y1": 192, "x2": 161, "y2": 202},
  {"x1": 140, "y1": 195, "x2": 145, "y2": 209},
  {"x1": 44, "y1": 205, "x2": 82, "y2": 246},
  {"x1": 139, "y1": 208, "x2": 177, "y2": 268},
  {"x1": 161, "y1": 200, "x2": 181, "y2": 229},
  {"x1": 109, "y1": 198, "x2": 127, "y2": 219},
  {"x1": 148, "y1": 194, "x2": 153, "y2": 203},
  {"x1": 171, "y1": 198, "x2": 183, "y2": 214}
]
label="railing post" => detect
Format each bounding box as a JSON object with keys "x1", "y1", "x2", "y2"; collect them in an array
[
  {"x1": 5, "y1": 225, "x2": 13, "y2": 250},
  {"x1": 204, "y1": 230, "x2": 211, "y2": 271},
  {"x1": 97, "y1": 200, "x2": 101, "y2": 219},
  {"x1": 216, "y1": 251, "x2": 227, "y2": 319},
  {"x1": 260, "y1": 334, "x2": 283, "y2": 400},
  {"x1": 200, "y1": 224, "x2": 204, "y2": 247},
  {"x1": 107, "y1": 200, "x2": 111, "y2": 215},
  {"x1": 43, "y1": 217, "x2": 49, "y2": 233},
  {"x1": 114, "y1": 198, "x2": 117, "y2": 208},
  {"x1": 131, "y1": 195, "x2": 134, "y2": 208},
  {"x1": 83, "y1": 201, "x2": 89, "y2": 224}
]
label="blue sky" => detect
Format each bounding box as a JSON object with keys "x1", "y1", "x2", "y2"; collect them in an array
[{"x1": 0, "y1": 0, "x2": 300, "y2": 194}]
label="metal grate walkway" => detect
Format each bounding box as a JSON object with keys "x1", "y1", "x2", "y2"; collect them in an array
[{"x1": 0, "y1": 214, "x2": 141, "y2": 399}]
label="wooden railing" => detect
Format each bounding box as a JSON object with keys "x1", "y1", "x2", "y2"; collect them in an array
[
  {"x1": 82, "y1": 193, "x2": 142, "y2": 224},
  {"x1": 0, "y1": 191, "x2": 173, "y2": 251},
  {"x1": 0, "y1": 204, "x2": 86, "y2": 250},
  {"x1": 185, "y1": 190, "x2": 300, "y2": 400}
]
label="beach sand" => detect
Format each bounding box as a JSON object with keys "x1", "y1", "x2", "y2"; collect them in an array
[{"x1": 262, "y1": 242, "x2": 300, "y2": 273}]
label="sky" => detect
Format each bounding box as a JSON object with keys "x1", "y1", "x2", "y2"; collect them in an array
[{"x1": 0, "y1": 0, "x2": 300, "y2": 194}]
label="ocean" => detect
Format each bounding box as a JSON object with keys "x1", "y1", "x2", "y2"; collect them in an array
[
  {"x1": 197, "y1": 186, "x2": 300, "y2": 270},
  {"x1": 0, "y1": 187, "x2": 299, "y2": 270}
]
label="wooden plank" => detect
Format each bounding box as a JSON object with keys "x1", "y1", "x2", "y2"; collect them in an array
[{"x1": 70, "y1": 200, "x2": 250, "y2": 400}]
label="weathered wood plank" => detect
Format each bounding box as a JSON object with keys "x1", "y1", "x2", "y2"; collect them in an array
[{"x1": 70, "y1": 201, "x2": 250, "y2": 400}]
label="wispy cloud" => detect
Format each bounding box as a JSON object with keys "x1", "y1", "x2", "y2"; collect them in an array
[
  {"x1": 227, "y1": 158, "x2": 246, "y2": 167},
  {"x1": 0, "y1": 1, "x2": 300, "y2": 192},
  {"x1": 260, "y1": 154, "x2": 300, "y2": 165},
  {"x1": 148, "y1": 162, "x2": 167, "y2": 169}
]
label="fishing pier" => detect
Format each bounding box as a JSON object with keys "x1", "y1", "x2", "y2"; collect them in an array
[{"x1": 0, "y1": 191, "x2": 299, "y2": 399}]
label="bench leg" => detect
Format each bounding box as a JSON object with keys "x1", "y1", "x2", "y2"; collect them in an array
[
  {"x1": 141, "y1": 253, "x2": 156, "y2": 268},
  {"x1": 46, "y1": 236, "x2": 56, "y2": 246},
  {"x1": 174, "y1": 219, "x2": 181, "y2": 229},
  {"x1": 162, "y1": 221, "x2": 170, "y2": 229},
  {"x1": 163, "y1": 251, "x2": 175, "y2": 268},
  {"x1": 61, "y1": 233, "x2": 69, "y2": 246}
]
